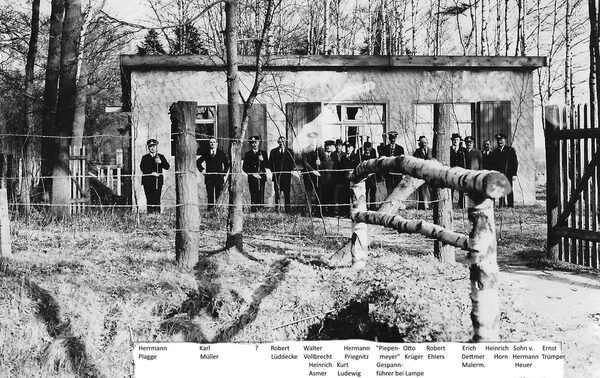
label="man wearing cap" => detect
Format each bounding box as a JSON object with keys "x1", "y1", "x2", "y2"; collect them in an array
[
  {"x1": 412, "y1": 136, "x2": 431, "y2": 210},
  {"x1": 482, "y1": 139, "x2": 494, "y2": 170},
  {"x1": 360, "y1": 141, "x2": 378, "y2": 210},
  {"x1": 464, "y1": 136, "x2": 483, "y2": 171},
  {"x1": 450, "y1": 133, "x2": 467, "y2": 208},
  {"x1": 319, "y1": 140, "x2": 338, "y2": 216},
  {"x1": 333, "y1": 138, "x2": 346, "y2": 215},
  {"x1": 301, "y1": 131, "x2": 321, "y2": 213},
  {"x1": 492, "y1": 133, "x2": 518, "y2": 207},
  {"x1": 140, "y1": 139, "x2": 170, "y2": 214},
  {"x1": 243, "y1": 135, "x2": 268, "y2": 212},
  {"x1": 196, "y1": 137, "x2": 229, "y2": 211},
  {"x1": 340, "y1": 141, "x2": 360, "y2": 216},
  {"x1": 381, "y1": 131, "x2": 405, "y2": 195},
  {"x1": 269, "y1": 136, "x2": 296, "y2": 213}
]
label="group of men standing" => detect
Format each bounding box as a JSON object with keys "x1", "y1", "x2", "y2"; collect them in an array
[
  {"x1": 447, "y1": 132, "x2": 519, "y2": 208},
  {"x1": 139, "y1": 129, "x2": 518, "y2": 214}
]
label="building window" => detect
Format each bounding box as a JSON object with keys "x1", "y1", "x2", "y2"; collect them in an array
[
  {"x1": 171, "y1": 105, "x2": 217, "y2": 156},
  {"x1": 321, "y1": 103, "x2": 386, "y2": 147},
  {"x1": 414, "y1": 103, "x2": 475, "y2": 144}
]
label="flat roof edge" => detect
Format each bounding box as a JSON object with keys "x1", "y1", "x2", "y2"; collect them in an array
[{"x1": 120, "y1": 55, "x2": 547, "y2": 70}]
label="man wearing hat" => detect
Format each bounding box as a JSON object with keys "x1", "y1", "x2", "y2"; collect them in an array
[
  {"x1": 381, "y1": 130, "x2": 405, "y2": 195},
  {"x1": 140, "y1": 139, "x2": 170, "y2": 214},
  {"x1": 412, "y1": 136, "x2": 431, "y2": 210},
  {"x1": 318, "y1": 139, "x2": 338, "y2": 216},
  {"x1": 196, "y1": 137, "x2": 229, "y2": 211},
  {"x1": 333, "y1": 138, "x2": 346, "y2": 214},
  {"x1": 464, "y1": 136, "x2": 482, "y2": 170},
  {"x1": 301, "y1": 131, "x2": 321, "y2": 213},
  {"x1": 269, "y1": 136, "x2": 296, "y2": 213},
  {"x1": 482, "y1": 139, "x2": 494, "y2": 170},
  {"x1": 492, "y1": 133, "x2": 518, "y2": 207},
  {"x1": 340, "y1": 141, "x2": 360, "y2": 216},
  {"x1": 360, "y1": 141, "x2": 378, "y2": 210},
  {"x1": 243, "y1": 135, "x2": 268, "y2": 212},
  {"x1": 450, "y1": 133, "x2": 467, "y2": 208}
]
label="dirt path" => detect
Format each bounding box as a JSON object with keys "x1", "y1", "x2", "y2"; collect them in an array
[{"x1": 499, "y1": 268, "x2": 600, "y2": 378}]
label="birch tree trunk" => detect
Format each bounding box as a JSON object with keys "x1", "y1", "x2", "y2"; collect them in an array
[
  {"x1": 480, "y1": 0, "x2": 487, "y2": 55},
  {"x1": 495, "y1": 0, "x2": 501, "y2": 55},
  {"x1": 432, "y1": 104, "x2": 455, "y2": 263},
  {"x1": 225, "y1": 0, "x2": 244, "y2": 251},
  {"x1": 22, "y1": 0, "x2": 41, "y2": 214},
  {"x1": 410, "y1": 0, "x2": 415, "y2": 54},
  {"x1": 565, "y1": 0, "x2": 572, "y2": 107},
  {"x1": 53, "y1": 0, "x2": 83, "y2": 218},
  {"x1": 323, "y1": 0, "x2": 330, "y2": 54},
  {"x1": 589, "y1": 0, "x2": 599, "y2": 128}
]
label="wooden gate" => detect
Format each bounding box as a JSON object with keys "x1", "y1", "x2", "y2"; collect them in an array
[
  {"x1": 545, "y1": 104, "x2": 600, "y2": 269},
  {"x1": 69, "y1": 146, "x2": 88, "y2": 214}
]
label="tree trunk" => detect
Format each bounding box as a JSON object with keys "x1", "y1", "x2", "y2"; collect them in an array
[
  {"x1": 495, "y1": 0, "x2": 501, "y2": 55},
  {"x1": 480, "y1": 0, "x2": 487, "y2": 55},
  {"x1": 72, "y1": 60, "x2": 87, "y2": 151},
  {"x1": 225, "y1": 0, "x2": 244, "y2": 251},
  {"x1": 323, "y1": 0, "x2": 329, "y2": 54},
  {"x1": 504, "y1": 0, "x2": 509, "y2": 55},
  {"x1": 53, "y1": 0, "x2": 83, "y2": 218},
  {"x1": 515, "y1": 0, "x2": 522, "y2": 55},
  {"x1": 432, "y1": 104, "x2": 455, "y2": 263},
  {"x1": 172, "y1": 101, "x2": 200, "y2": 269},
  {"x1": 565, "y1": 0, "x2": 571, "y2": 107},
  {"x1": 590, "y1": 0, "x2": 599, "y2": 128},
  {"x1": 410, "y1": 0, "x2": 415, "y2": 54},
  {"x1": 41, "y1": 0, "x2": 65, "y2": 187},
  {"x1": 22, "y1": 0, "x2": 41, "y2": 214}
]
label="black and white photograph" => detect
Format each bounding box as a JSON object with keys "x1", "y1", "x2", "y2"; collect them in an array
[{"x1": 0, "y1": 0, "x2": 599, "y2": 376}]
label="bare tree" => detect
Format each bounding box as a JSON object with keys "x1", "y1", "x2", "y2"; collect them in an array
[
  {"x1": 52, "y1": 0, "x2": 83, "y2": 217},
  {"x1": 21, "y1": 0, "x2": 41, "y2": 213}
]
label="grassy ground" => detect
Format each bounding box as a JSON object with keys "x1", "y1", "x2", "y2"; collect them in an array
[{"x1": 0, "y1": 200, "x2": 599, "y2": 377}]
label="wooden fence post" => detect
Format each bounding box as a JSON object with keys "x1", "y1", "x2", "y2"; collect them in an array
[
  {"x1": 467, "y1": 195, "x2": 499, "y2": 341},
  {"x1": 433, "y1": 104, "x2": 455, "y2": 263},
  {"x1": 0, "y1": 186, "x2": 10, "y2": 257},
  {"x1": 545, "y1": 106, "x2": 561, "y2": 260},
  {"x1": 350, "y1": 180, "x2": 368, "y2": 269},
  {"x1": 171, "y1": 101, "x2": 199, "y2": 269}
]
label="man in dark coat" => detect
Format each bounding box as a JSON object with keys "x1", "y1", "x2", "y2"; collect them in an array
[
  {"x1": 450, "y1": 133, "x2": 467, "y2": 208},
  {"x1": 464, "y1": 136, "x2": 483, "y2": 170},
  {"x1": 482, "y1": 139, "x2": 494, "y2": 170},
  {"x1": 333, "y1": 138, "x2": 346, "y2": 215},
  {"x1": 381, "y1": 131, "x2": 405, "y2": 195},
  {"x1": 269, "y1": 136, "x2": 295, "y2": 213},
  {"x1": 318, "y1": 140, "x2": 338, "y2": 216},
  {"x1": 340, "y1": 141, "x2": 360, "y2": 216},
  {"x1": 301, "y1": 131, "x2": 321, "y2": 213},
  {"x1": 492, "y1": 133, "x2": 519, "y2": 207},
  {"x1": 196, "y1": 137, "x2": 229, "y2": 211},
  {"x1": 140, "y1": 139, "x2": 170, "y2": 214},
  {"x1": 242, "y1": 135, "x2": 268, "y2": 212},
  {"x1": 412, "y1": 135, "x2": 431, "y2": 210},
  {"x1": 360, "y1": 141, "x2": 378, "y2": 210}
]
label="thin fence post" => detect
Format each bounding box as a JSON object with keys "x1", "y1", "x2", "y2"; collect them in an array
[
  {"x1": 433, "y1": 103, "x2": 455, "y2": 263},
  {"x1": 467, "y1": 195, "x2": 499, "y2": 341},
  {"x1": 0, "y1": 186, "x2": 11, "y2": 257},
  {"x1": 172, "y1": 101, "x2": 199, "y2": 269},
  {"x1": 545, "y1": 105, "x2": 561, "y2": 259},
  {"x1": 350, "y1": 180, "x2": 368, "y2": 269}
]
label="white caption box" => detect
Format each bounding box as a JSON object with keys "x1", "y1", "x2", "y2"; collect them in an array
[{"x1": 133, "y1": 341, "x2": 564, "y2": 378}]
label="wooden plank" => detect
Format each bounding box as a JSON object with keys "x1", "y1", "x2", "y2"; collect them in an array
[
  {"x1": 560, "y1": 108, "x2": 569, "y2": 261},
  {"x1": 575, "y1": 106, "x2": 583, "y2": 265},
  {"x1": 554, "y1": 226, "x2": 600, "y2": 243},
  {"x1": 569, "y1": 107, "x2": 577, "y2": 264},
  {"x1": 556, "y1": 151, "x2": 600, "y2": 225},
  {"x1": 593, "y1": 101, "x2": 600, "y2": 268},
  {"x1": 583, "y1": 104, "x2": 591, "y2": 267},
  {"x1": 544, "y1": 106, "x2": 561, "y2": 260}
]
